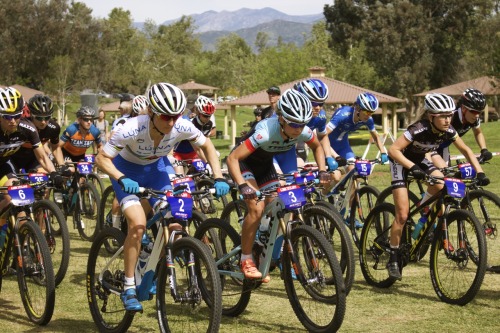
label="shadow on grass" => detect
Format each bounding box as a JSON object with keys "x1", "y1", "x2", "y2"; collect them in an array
[{"x1": 23, "y1": 318, "x2": 99, "y2": 332}]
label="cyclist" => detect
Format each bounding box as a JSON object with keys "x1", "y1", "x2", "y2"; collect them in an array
[
  {"x1": 0, "y1": 87, "x2": 63, "y2": 215},
  {"x1": 387, "y1": 93, "x2": 489, "y2": 280},
  {"x1": 58, "y1": 106, "x2": 102, "y2": 163},
  {"x1": 431, "y1": 88, "x2": 492, "y2": 167},
  {"x1": 111, "y1": 93, "x2": 134, "y2": 129},
  {"x1": 226, "y1": 89, "x2": 331, "y2": 282},
  {"x1": 172, "y1": 95, "x2": 216, "y2": 174},
  {"x1": 279, "y1": 79, "x2": 340, "y2": 172},
  {"x1": 11, "y1": 94, "x2": 67, "y2": 173},
  {"x1": 324, "y1": 92, "x2": 388, "y2": 224},
  {"x1": 95, "y1": 82, "x2": 229, "y2": 312},
  {"x1": 132, "y1": 95, "x2": 149, "y2": 115}
]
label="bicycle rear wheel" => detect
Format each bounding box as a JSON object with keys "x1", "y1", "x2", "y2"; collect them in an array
[
  {"x1": 358, "y1": 203, "x2": 397, "y2": 288},
  {"x1": 33, "y1": 199, "x2": 70, "y2": 286},
  {"x1": 282, "y1": 225, "x2": 346, "y2": 333},
  {"x1": 87, "y1": 227, "x2": 135, "y2": 333},
  {"x1": 463, "y1": 189, "x2": 500, "y2": 272},
  {"x1": 429, "y1": 209, "x2": 487, "y2": 305},
  {"x1": 193, "y1": 218, "x2": 251, "y2": 317},
  {"x1": 302, "y1": 205, "x2": 355, "y2": 295},
  {"x1": 16, "y1": 219, "x2": 55, "y2": 325},
  {"x1": 156, "y1": 237, "x2": 222, "y2": 333},
  {"x1": 75, "y1": 182, "x2": 101, "y2": 241}
]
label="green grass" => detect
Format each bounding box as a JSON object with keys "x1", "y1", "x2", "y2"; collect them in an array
[{"x1": 1, "y1": 118, "x2": 499, "y2": 332}]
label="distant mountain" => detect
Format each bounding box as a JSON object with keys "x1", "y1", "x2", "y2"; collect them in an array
[
  {"x1": 197, "y1": 20, "x2": 315, "y2": 52},
  {"x1": 133, "y1": 8, "x2": 324, "y2": 52},
  {"x1": 162, "y1": 7, "x2": 323, "y2": 33}
]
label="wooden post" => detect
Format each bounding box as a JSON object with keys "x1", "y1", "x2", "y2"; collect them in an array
[
  {"x1": 392, "y1": 104, "x2": 398, "y2": 138},
  {"x1": 230, "y1": 105, "x2": 237, "y2": 149}
]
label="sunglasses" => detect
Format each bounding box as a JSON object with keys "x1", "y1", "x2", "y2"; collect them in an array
[
  {"x1": 283, "y1": 117, "x2": 306, "y2": 129},
  {"x1": 158, "y1": 114, "x2": 181, "y2": 122},
  {"x1": 34, "y1": 115, "x2": 51, "y2": 121},
  {"x1": 311, "y1": 101, "x2": 324, "y2": 107},
  {"x1": 2, "y1": 114, "x2": 22, "y2": 121},
  {"x1": 81, "y1": 117, "x2": 93, "y2": 122},
  {"x1": 361, "y1": 109, "x2": 375, "y2": 114}
]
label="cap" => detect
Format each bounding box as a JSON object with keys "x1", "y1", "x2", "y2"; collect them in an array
[
  {"x1": 266, "y1": 86, "x2": 281, "y2": 95},
  {"x1": 119, "y1": 93, "x2": 134, "y2": 103}
]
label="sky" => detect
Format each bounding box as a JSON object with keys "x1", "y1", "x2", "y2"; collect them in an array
[{"x1": 78, "y1": 0, "x2": 330, "y2": 23}]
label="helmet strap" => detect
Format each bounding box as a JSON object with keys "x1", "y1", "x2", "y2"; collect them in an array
[
  {"x1": 279, "y1": 120, "x2": 292, "y2": 143},
  {"x1": 150, "y1": 114, "x2": 166, "y2": 135}
]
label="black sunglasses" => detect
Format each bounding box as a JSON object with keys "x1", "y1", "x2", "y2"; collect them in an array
[{"x1": 34, "y1": 115, "x2": 51, "y2": 121}]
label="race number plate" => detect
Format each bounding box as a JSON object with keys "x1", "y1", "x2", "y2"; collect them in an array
[
  {"x1": 77, "y1": 162, "x2": 92, "y2": 175},
  {"x1": 166, "y1": 192, "x2": 193, "y2": 219},
  {"x1": 173, "y1": 177, "x2": 196, "y2": 192},
  {"x1": 355, "y1": 161, "x2": 372, "y2": 176},
  {"x1": 191, "y1": 159, "x2": 206, "y2": 172},
  {"x1": 84, "y1": 154, "x2": 96, "y2": 163},
  {"x1": 8, "y1": 184, "x2": 35, "y2": 206},
  {"x1": 444, "y1": 178, "x2": 465, "y2": 198},
  {"x1": 277, "y1": 184, "x2": 306, "y2": 210},
  {"x1": 458, "y1": 163, "x2": 476, "y2": 179},
  {"x1": 28, "y1": 173, "x2": 49, "y2": 189}
]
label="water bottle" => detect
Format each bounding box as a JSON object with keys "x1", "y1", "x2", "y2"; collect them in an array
[
  {"x1": 256, "y1": 215, "x2": 271, "y2": 246},
  {"x1": 0, "y1": 224, "x2": 8, "y2": 250},
  {"x1": 412, "y1": 206, "x2": 429, "y2": 240}
]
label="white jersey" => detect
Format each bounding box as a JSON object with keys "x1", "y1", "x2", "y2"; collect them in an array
[{"x1": 103, "y1": 115, "x2": 206, "y2": 165}]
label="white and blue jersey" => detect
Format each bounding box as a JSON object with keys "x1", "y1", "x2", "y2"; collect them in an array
[
  {"x1": 103, "y1": 115, "x2": 206, "y2": 206},
  {"x1": 274, "y1": 110, "x2": 327, "y2": 174},
  {"x1": 326, "y1": 106, "x2": 376, "y2": 160}
]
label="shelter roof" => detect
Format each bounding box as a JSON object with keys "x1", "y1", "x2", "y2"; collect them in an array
[
  {"x1": 414, "y1": 76, "x2": 500, "y2": 97},
  {"x1": 0, "y1": 84, "x2": 44, "y2": 100}
]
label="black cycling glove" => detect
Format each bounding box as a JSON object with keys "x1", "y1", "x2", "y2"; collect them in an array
[{"x1": 409, "y1": 165, "x2": 426, "y2": 180}]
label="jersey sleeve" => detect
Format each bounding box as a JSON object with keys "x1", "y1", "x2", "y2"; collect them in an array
[
  {"x1": 366, "y1": 117, "x2": 376, "y2": 131},
  {"x1": 247, "y1": 122, "x2": 270, "y2": 152},
  {"x1": 102, "y1": 125, "x2": 125, "y2": 158},
  {"x1": 90, "y1": 125, "x2": 102, "y2": 144},
  {"x1": 60, "y1": 124, "x2": 76, "y2": 142}
]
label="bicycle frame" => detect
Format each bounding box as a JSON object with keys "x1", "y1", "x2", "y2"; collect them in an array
[{"x1": 215, "y1": 195, "x2": 312, "y2": 284}]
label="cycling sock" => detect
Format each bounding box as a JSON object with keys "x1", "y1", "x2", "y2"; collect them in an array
[
  {"x1": 389, "y1": 245, "x2": 399, "y2": 262},
  {"x1": 124, "y1": 276, "x2": 135, "y2": 290},
  {"x1": 241, "y1": 253, "x2": 253, "y2": 262},
  {"x1": 112, "y1": 214, "x2": 121, "y2": 228}
]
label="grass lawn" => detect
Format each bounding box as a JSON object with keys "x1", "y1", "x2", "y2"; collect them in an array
[{"x1": 1, "y1": 113, "x2": 499, "y2": 332}]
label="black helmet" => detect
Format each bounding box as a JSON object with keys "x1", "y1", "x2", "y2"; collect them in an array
[
  {"x1": 28, "y1": 94, "x2": 54, "y2": 116},
  {"x1": 460, "y1": 88, "x2": 486, "y2": 112},
  {"x1": 253, "y1": 107, "x2": 262, "y2": 116}
]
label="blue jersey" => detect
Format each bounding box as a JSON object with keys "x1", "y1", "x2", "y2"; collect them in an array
[
  {"x1": 307, "y1": 109, "x2": 327, "y2": 135},
  {"x1": 326, "y1": 106, "x2": 376, "y2": 142}
]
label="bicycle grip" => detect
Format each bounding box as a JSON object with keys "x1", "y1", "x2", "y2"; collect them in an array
[{"x1": 239, "y1": 190, "x2": 261, "y2": 200}]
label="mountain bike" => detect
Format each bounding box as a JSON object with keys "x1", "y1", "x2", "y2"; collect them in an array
[
  {"x1": 0, "y1": 182, "x2": 55, "y2": 325},
  {"x1": 220, "y1": 169, "x2": 355, "y2": 295},
  {"x1": 17, "y1": 172, "x2": 70, "y2": 286},
  {"x1": 195, "y1": 184, "x2": 346, "y2": 332},
  {"x1": 52, "y1": 161, "x2": 101, "y2": 241},
  {"x1": 323, "y1": 158, "x2": 381, "y2": 249},
  {"x1": 359, "y1": 174, "x2": 487, "y2": 305},
  {"x1": 87, "y1": 185, "x2": 222, "y2": 333}
]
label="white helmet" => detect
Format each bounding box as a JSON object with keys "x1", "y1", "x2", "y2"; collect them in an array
[
  {"x1": 424, "y1": 93, "x2": 455, "y2": 114},
  {"x1": 277, "y1": 89, "x2": 312, "y2": 124},
  {"x1": 132, "y1": 95, "x2": 149, "y2": 114},
  {"x1": 148, "y1": 82, "x2": 186, "y2": 115},
  {"x1": 194, "y1": 95, "x2": 216, "y2": 116}
]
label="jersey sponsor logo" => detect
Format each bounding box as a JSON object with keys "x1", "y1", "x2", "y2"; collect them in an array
[
  {"x1": 256, "y1": 134, "x2": 263, "y2": 140},
  {"x1": 122, "y1": 124, "x2": 147, "y2": 138},
  {"x1": 413, "y1": 127, "x2": 427, "y2": 135},
  {"x1": 19, "y1": 122, "x2": 36, "y2": 132},
  {"x1": 70, "y1": 139, "x2": 94, "y2": 147},
  {"x1": 174, "y1": 124, "x2": 192, "y2": 132}
]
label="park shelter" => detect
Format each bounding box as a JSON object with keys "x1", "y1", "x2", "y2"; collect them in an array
[
  {"x1": 178, "y1": 80, "x2": 220, "y2": 99},
  {"x1": 0, "y1": 84, "x2": 44, "y2": 100},
  {"x1": 224, "y1": 67, "x2": 404, "y2": 147},
  {"x1": 414, "y1": 76, "x2": 500, "y2": 122}
]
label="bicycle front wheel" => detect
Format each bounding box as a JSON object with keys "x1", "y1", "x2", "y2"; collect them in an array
[
  {"x1": 156, "y1": 237, "x2": 222, "y2": 333},
  {"x1": 349, "y1": 185, "x2": 380, "y2": 249},
  {"x1": 87, "y1": 227, "x2": 135, "y2": 333},
  {"x1": 302, "y1": 205, "x2": 355, "y2": 295},
  {"x1": 464, "y1": 189, "x2": 500, "y2": 272},
  {"x1": 33, "y1": 199, "x2": 70, "y2": 286},
  {"x1": 88, "y1": 172, "x2": 105, "y2": 196},
  {"x1": 429, "y1": 209, "x2": 487, "y2": 305},
  {"x1": 16, "y1": 219, "x2": 55, "y2": 325},
  {"x1": 358, "y1": 203, "x2": 397, "y2": 288},
  {"x1": 75, "y1": 182, "x2": 101, "y2": 241},
  {"x1": 282, "y1": 225, "x2": 346, "y2": 333}
]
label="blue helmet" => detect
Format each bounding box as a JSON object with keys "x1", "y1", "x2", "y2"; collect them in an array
[
  {"x1": 356, "y1": 92, "x2": 379, "y2": 112},
  {"x1": 295, "y1": 79, "x2": 329, "y2": 102}
]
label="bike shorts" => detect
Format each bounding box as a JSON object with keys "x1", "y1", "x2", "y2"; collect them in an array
[
  {"x1": 390, "y1": 157, "x2": 436, "y2": 190},
  {"x1": 62, "y1": 148, "x2": 85, "y2": 163},
  {"x1": 110, "y1": 155, "x2": 172, "y2": 211},
  {"x1": 240, "y1": 158, "x2": 279, "y2": 191},
  {"x1": 430, "y1": 146, "x2": 451, "y2": 166},
  {"x1": 173, "y1": 150, "x2": 198, "y2": 162}
]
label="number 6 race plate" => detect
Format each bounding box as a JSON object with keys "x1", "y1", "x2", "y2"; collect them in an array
[{"x1": 8, "y1": 185, "x2": 35, "y2": 206}]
